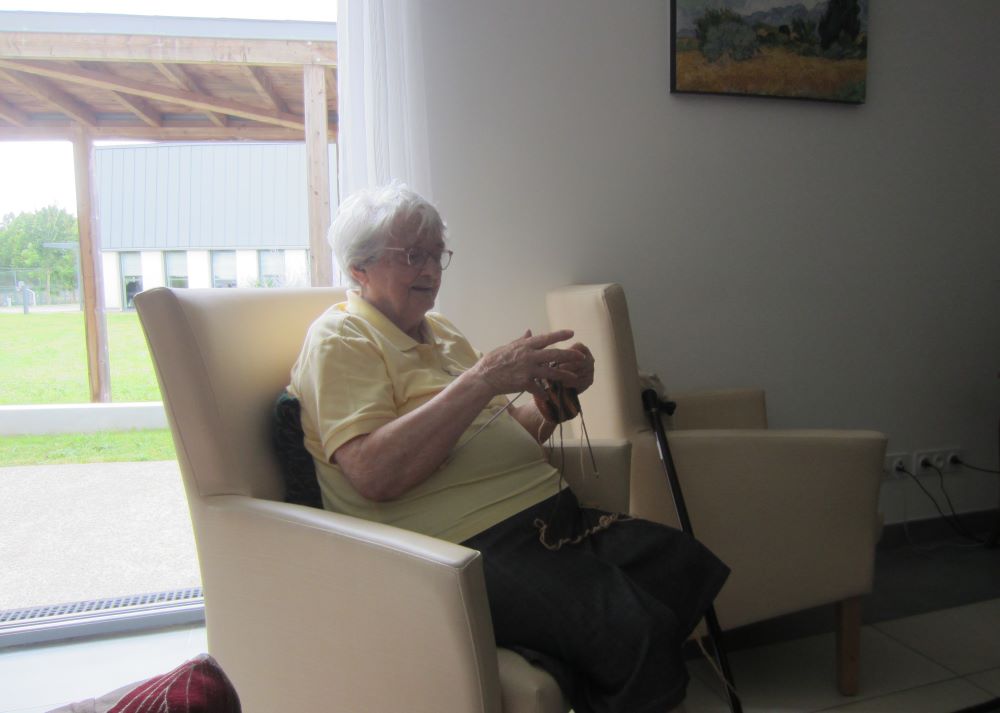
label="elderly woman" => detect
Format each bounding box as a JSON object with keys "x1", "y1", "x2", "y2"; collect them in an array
[{"x1": 288, "y1": 184, "x2": 728, "y2": 713}]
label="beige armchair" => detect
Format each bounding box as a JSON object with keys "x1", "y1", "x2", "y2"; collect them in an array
[
  {"x1": 135, "y1": 286, "x2": 631, "y2": 713},
  {"x1": 546, "y1": 283, "x2": 887, "y2": 696}
]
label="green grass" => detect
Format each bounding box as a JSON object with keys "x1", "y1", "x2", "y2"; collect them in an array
[
  {"x1": 0, "y1": 311, "x2": 161, "y2": 404},
  {"x1": 0, "y1": 429, "x2": 177, "y2": 465}
]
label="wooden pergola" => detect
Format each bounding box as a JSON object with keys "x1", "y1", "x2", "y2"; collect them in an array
[{"x1": 0, "y1": 12, "x2": 338, "y2": 402}]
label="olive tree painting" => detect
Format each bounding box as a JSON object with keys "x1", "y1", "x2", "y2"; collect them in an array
[{"x1": 671, "y1": 0, "x2": 868, "y2": 103}]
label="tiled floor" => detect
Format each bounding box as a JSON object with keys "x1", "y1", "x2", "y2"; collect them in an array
[{"x1": 1, "y1": 599, "x2": 998, "y2": 712}]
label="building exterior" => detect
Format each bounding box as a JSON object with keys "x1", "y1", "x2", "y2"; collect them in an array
[{"x1": 96, "y1": 142, "x2": 337, "y2": 309}]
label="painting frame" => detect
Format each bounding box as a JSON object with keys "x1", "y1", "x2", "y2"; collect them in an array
[{"x1": 670, "y1": 0, "x2": 869, "y2": 104}]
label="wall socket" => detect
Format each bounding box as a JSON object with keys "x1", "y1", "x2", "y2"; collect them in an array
[
  {"x1": 883, "y1": 452, "x2": 909, "y2": 479},
  {"x1": 912, "y1": 448, "x2": 964, "y2": 475}
]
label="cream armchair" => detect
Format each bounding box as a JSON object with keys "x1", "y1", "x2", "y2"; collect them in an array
[
  {"x1": 546, "y1": 283, "x2": 887, "y2": 696},
  {"x1": 135, "y1": 286, "x2": 631, "y2": 713}
]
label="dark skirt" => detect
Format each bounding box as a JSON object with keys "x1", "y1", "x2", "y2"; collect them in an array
[{"x1": 462, "y1": 489, "x2": 730, "y2": 713}]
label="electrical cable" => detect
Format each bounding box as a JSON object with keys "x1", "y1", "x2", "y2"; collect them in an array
[
  {"x1": 951, "y1": 457, "x2": 1000, "y2": 475},
  {"x1": 927, "y1": 462, "x2": 985, "y2": 544},
  {"x1": 897, "y1": 465, "x2": 985, "y2": 545}
]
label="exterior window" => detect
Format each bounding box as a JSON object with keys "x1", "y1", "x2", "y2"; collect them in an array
[
  {"x1": 120, "y1": 252, "x2": 143, "y2": 309},
  {"x1": 258, "y1": 249, "x2": 285, "y2": 287},
  {"x1": 211, "y1": 250, "x2": 237, "y2": 288},
  {"x1": 164, "y1": 251, "x2": 188, "y2": 288}
]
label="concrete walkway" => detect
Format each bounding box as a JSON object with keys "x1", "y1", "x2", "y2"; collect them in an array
[{"x1": 0, "y1": 461, "x2": 199, "y2": 612}]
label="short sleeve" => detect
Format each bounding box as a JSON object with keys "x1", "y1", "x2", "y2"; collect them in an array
[{"x1": 302, "y1": 331, "x2": 398, "y2": 461}]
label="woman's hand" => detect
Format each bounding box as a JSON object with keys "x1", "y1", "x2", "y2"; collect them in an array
[
  {"x1": 560, "y1": 342, "x2": 595, "y2": 394},
  {"x1": 471, "y1": 329, "x2": 586, "y2": 397}
]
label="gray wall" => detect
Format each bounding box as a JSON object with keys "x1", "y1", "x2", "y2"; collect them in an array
[
  {"x1": 414, "y1": 1, "x2": 1000, "y2": 523},
  {"x1": 97, "y1": 143, "x2": 337, "y2": 251}
]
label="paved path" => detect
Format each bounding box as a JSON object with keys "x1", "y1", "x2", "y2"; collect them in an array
[{"x1": 0, "y1": 461, "x2": 199, "y2": 611}]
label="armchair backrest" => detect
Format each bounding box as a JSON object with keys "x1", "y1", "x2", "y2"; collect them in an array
[
  {"x1": 545, "y1": 284, "x2": 646, "y2": 440},
  {"x1": 135, "y1": 287, "x2": 346, "y2": 503}
]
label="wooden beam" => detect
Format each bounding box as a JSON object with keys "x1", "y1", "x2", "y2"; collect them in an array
[
  {"x1": 0, "y1": 32, "x2": 337, "y2": 67},
  {"x1": 242, "y1": 65, "x2": 289, "y2": 114},
  {"x1": 153, "y1": 62, "x2": 227, "y2": 127},
  {"x1": 0, "y1": 59, "x2": 306, "y2": 130},
  {"x1": 0, "y1": 93, "x2": 28, "y2": 125},
  {"x1": 78, "y1": 61, "x2": 161, "y2": 127},
  {"x1": 110, "y1": 91, "x2": 162, "y2": 127},
  {"x1": 325, "y1": 67, "x2": 338, "y2": 107},
  {"x1": 303, "y1": 64, "x2": 332, "y2": 287},
  {"x1": 0, "y1": 66, "x2": 97, "y2": 126},
  {"x1": 72, "y1": 128, "x2": 111, "y2": 403}
]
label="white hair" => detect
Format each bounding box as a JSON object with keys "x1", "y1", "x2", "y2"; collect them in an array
[{"x1": 330, "y1": 183, "x2": 447, "y2": 287}]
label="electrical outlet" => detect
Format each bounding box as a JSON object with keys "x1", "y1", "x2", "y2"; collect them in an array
[
  {"x1": 912, "y1": 448, "x2": 962, "y2": 475},
  {"x1": 883, "y1": 452, "x2": 909, "y2": 478},
  {"x1": 944, "y1": 448, "x2": 965, "y2": 472}
]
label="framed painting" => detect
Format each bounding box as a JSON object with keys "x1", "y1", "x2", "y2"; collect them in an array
[{"x1": 671, "y1": 0, "x2": 869, "y2": 104}]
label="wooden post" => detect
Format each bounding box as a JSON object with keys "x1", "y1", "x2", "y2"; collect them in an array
[
  {"x1": 72, "y1": 128, "x2": 111, "y2": 402},
  {"x1": 303, "y1": 63, "x2": 333, "y2": 286}
]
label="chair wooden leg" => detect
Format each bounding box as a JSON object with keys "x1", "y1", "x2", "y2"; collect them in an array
[{"x1": 836, "y1": 596, "x2": 862, "y2": 696}]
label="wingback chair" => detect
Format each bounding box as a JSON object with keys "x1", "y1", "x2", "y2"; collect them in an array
[
  {"x1": 546, "y1": 283, "x2": 887, "y2": 696},
  {"x1": 135, "y1": 286, "x2": 632, "y2": 713}
]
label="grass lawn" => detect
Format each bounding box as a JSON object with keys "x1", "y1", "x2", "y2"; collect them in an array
[
  {"x1": 0, "y1": 429, "x2": 176, "y2": 465},
  {"x1": 0, "y1": 311, "x2": 169, "y2": 465},
  {"x1": 0, "y1": 310, "x2": 160, "y2": 404}
]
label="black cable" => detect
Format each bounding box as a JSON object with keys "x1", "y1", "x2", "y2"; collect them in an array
[
  {"x1": 926, "y1": 462, "x2": 983, "y2": 543},
  {"x1": 951, "y1": 457, "x2": 1000, "y2": 475},
  {"x1": 898, "y1": 465, "x2": 985, "y2": 544},
  {"x1": 929, "y1": 463, "x2": 963, "y2": 521}
]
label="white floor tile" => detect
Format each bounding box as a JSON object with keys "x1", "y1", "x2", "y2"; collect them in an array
[
  {"x1": 967, "y1": 668, "x2": 1000, "y2": 697},
  {"x1": 689, "y1": 627, "x2": 954, "y2": 713},
  {"x1": 0, "y1": 625, "x2": 207, "y2": 712},
  {"x1": 819, "y1": 678, "x2": 993, "y2": 712},
  {"x1": 874, "y1": 599, "x2": 1000, "y2": 676}
]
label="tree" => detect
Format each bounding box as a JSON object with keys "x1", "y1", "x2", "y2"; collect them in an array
[
  {"x1": 0, "y1": 206, "x2": 79, "y2": 297},
  {"x1": 695, "y1": 9, "x2": 760, "y2": 63},
  {"x1": 818, "y1": 0, "x2": 862, "y2": 51}
]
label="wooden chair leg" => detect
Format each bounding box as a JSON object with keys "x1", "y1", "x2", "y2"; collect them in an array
[{"x1": 836, "y1": 596, "x2": 862, "y2": 696}]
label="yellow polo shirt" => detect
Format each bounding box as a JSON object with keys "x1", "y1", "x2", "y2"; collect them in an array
[{"x1": 288, "y1": 291, "x2": 560, "y2": 543}]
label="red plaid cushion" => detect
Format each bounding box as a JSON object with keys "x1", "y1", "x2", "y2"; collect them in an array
[{"x1": 99, "y1": 654, "x2": 240, "y2": 713}]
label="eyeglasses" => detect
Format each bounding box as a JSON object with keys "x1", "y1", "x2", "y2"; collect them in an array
[{"x1": 381, "y1": 246, "x2": 454, "y2": 271}]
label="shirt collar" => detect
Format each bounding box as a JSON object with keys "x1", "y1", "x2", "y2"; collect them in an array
[{"x1": 346, "y1": 290, "x2": 438, "y2": 351}]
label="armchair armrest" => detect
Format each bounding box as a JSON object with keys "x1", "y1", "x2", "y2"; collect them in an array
[
  {"x1": 549, "y1": 438, "x2": 630, "y2": 513},
  {"x1": 193, "y1": 495, "x2": 502, "y2": 713},
  {"x1": 667, "y1": 388, "x2": 768, "y2": 430},
  {"x1": 628, "y1": 428, "x2": 886, "y2": 629}
]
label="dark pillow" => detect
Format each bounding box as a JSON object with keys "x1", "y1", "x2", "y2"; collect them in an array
[
  {"x1": 50, "y1": 654, "x2": 241, "y2": 713},
  {"x1": 272, "y1": 391, "x2": 323, "y2": 509}
]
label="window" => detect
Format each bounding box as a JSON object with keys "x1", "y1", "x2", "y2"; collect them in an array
[
  {"x1": 120, "y1": 252, "x2": 143, "y2": 309},
  {"x1": 211, "y1": 250, "x2": 237, "y2": 288},
  {"x1": 164, "y1": 251, "x2": 189, "y2": 288},
  {"x1": 258, "y1": 249, "x2": 285, "y2": 287}
]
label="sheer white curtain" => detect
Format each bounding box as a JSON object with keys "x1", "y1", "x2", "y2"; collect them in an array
[{"x1": 337, "y1": 0, "x2": 432, "y2": 199}]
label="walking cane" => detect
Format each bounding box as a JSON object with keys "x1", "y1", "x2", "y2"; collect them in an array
[{"x1": 641, "y1": 389, "x2": 743, "y2": 713}]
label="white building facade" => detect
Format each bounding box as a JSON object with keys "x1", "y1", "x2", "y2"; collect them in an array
[{"x1": 95, "y1": 142, "x2": 336, "y2": 310}]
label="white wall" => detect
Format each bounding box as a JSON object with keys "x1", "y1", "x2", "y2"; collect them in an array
[
  {"x1": 102, "y1": 252, "x2": 120, "y2": 310},
  {"x1": 410, "y1": 0, "x2": 1000, "y2": 523},
  {"x1": 140, "y1": 250, "x2": 165, "y2": 289},
  {"x1": 285, "y1": 249, "x2": 310, "y2": 287},
  {"x1": 187, "y1": 250, "x2": 211, "y2": 288},
  {"x1": 236, "y1": 249, "x2": 259, "y2": 287}
]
